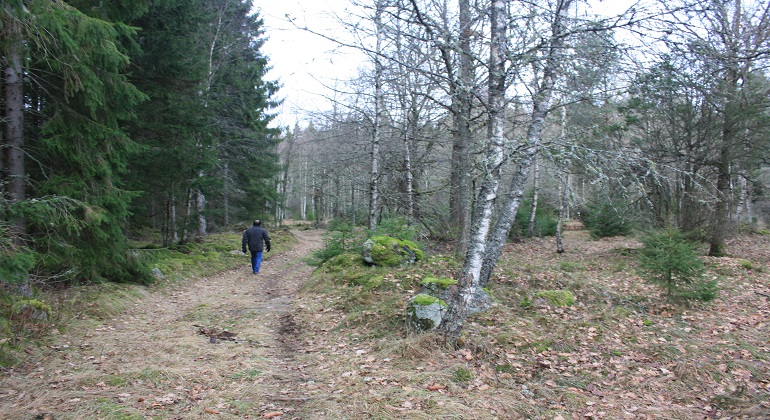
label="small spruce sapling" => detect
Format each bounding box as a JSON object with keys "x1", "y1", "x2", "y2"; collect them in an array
[{"x1": 637, "y1": 228, "x2": 717, "y2": 302}]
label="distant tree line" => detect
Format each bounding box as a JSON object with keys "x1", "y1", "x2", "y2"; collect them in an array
[
  {"x1": 275, "y1": 0, "x2": 770, "y2": 338},
  {"x1": 1, "y1": 0, "x2": 279, "y2": 288}
]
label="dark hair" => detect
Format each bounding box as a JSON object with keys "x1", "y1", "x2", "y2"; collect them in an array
[{"x1": 253, "y1": 219, "x2": 261, "y2": 226}]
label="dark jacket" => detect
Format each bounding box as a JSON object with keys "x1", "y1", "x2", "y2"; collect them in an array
[{"x1": 242, "y1": 226, "x2": 271, "y2": 253}]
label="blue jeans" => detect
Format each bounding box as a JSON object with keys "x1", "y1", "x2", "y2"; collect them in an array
[{"x1": 250, "y1": 251, "x2": 263, "y2": 273}]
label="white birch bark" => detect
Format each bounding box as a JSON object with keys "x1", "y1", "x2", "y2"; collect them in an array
[
  {"x1": 369, "y1": 0, "x2": 384, "y2": 231},
  {"x1": 478, "y1": 0, "x2": 572, "y2": 287},
  {"x1": 440, "y1": 0, "x2": 507, "y2": 339},
  {"x1": 405, "y1": 105, "x2": 415, "y2": 224},
  {"x1": 527, "y1": 157, "x2": 540, "y2": 236},
  {"x1": 555, "y1": 173, "x2": 567, "y2": 254}
]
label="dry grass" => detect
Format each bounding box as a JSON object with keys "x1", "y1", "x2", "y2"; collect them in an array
[{"x1": 1, "y1": 227, "x2": 769, "y2": 419}]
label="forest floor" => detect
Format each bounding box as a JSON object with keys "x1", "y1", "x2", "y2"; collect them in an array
[{"x1": 1, "y1": 226, "x2": 769, "y2": 419}]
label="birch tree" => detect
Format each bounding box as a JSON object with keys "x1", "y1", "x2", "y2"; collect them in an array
[
  {"x1": 439, "y1": 0, "x2": 509, "y2": 339},
  {"x1": 477, "y1": 0, "x2": 573, "y2": 288}
]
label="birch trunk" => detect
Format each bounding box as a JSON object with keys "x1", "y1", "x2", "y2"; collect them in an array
[
  {"x1": 369, "y1": 0, "x2": 384, "y2": 231},
  {"x1": 478, "y1": 0, "x2": 572, "y2": 287},
  {"x1": 527, "y1": 157, "x2": 540, "y2": 236},
  {"x1": 555, "y1": 174, "x2": 566, "y2": 253},
  {"x1": 555, "y1": 106, "x2": 568, "y2": 253},
  {"x1": 404, "y1": 104, "x2": 416, "y2": 224},
  {"x1": 440, "y1": 0, "x2": 508, "y2": 339}
]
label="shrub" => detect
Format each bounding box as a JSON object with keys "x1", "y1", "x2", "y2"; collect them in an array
[
  {"x1": 513, "y1": 197, "x2": 558, "y2": 237},
  {"x1": 0, "y1": 246, "x2": 34, "y2": 287},
  {"x1": 372, "y1": 216, "x2": 418, "y2": 241},
  {"x1": 582, "y1": 202, "x2": 633, "y2": 239},
  {"x1": 312, "y1": 219, "x2": 366, "y2": 265},
  {"x1": 637, "y1": 228, "x2": 716, "y2": 303}
]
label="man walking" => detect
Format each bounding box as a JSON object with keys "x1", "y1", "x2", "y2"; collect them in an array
[{"x1": 242, "y1": 219, "x2": 271, "y2": 274}]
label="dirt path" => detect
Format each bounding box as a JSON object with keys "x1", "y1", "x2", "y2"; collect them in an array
[{"x1": 1, "y1": 229, "x2": 325, "y2": 419}]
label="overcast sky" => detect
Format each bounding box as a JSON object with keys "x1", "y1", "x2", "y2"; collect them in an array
[
  {"x1": 254, "y1": 0, "x2": 644, "y2": 128},
  {"x1": 256, "y1": 0, "x2": 365, "y2": 128}
]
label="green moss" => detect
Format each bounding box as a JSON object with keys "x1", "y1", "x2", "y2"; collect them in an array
[
  {"x1": 412, "y1": 293, "x2": 447, "y2": 307},
  {"x1": 559, "y1": 262, "x2": 584, "y2": 272},
  {"x1": 367, "y1": 236, "x2": 423, "y2": 267},
  {"x1": 533, "y1": 290, "x2": 575, "y2": 307},
  {"x1": 738, "y1": 259, "x2": 753, "y2": 270},
  {"x1": 12, "y1": 299, "x2": 52, "y2": 317},
  {"x1": 322, "y1": 253, "x2": 366, "y2": 273},
  {"x1": 420, "y1": 276, "x2": 457, "y2": 289}
]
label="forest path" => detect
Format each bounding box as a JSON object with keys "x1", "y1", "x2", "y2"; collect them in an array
[{"x1": 1, "y1": 228, "x2": 326, "y2": 419}]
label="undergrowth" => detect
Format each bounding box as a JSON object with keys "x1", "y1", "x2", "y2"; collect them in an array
[{"x1": 292, "y1": 229, "x2": 769, "y2": 419}]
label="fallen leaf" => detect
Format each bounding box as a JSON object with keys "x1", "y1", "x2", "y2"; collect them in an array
[
  {"x1": 203, "y1": 408, "x2": 221, "y2": 414},
  {"x1": 428, "y1": 384, "x2": 446, "y2": 391},
  {"x1": 263, "y1": 411, "x2": 283, "y2": 418}
]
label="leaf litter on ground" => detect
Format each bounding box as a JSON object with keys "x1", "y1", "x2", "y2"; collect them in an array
[{"x1": 2, "y1": 227, "x2": 770, "y2": 418}]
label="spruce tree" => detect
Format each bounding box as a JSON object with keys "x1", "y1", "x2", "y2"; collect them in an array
[{"x1": 2, "y1": 0, "x2": 152, "y2": 284}]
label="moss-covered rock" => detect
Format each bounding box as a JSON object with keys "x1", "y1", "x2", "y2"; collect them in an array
[
  {"x1": 12, "y1": 299, "x2": 52, "y2": 321},
  {"x1": 362, "y1": 236, "x2": 423, "y2": 267},
  {"x1": 419, "y1": 276, "x2": 457, "y2": 302},
  {"x1": 406, "y1": 293, "x2": 447, "y2": 332}
]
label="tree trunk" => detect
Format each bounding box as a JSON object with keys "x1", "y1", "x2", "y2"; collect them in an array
[
  {"x1": 280, "y1": 130, "x2": 296, "y2": 224},
  {"x1": 709, "y1": 145, "x2": 731, "y2": 256},
  {"x1": 555, "y1": 174, "x2": 566, "y2": 253},
  {"x1": 404, "y1": 103, "x2": 416, "y2": 225},
  {"x1": 369, "y1": 0, "x2": 384, "y2": 232},
  {"x1": 527, "y1": 157, "x2": 540, "y2": 236},
  {"x1": 223, "y1": 159, "x2": 230, "y2": 227},
  {"x1": 555, "y1": 105, "x2": 568, "y2": 254},
  {"x1": 440, "y1": 0, "x2": 508, "y2": 340},
  {"x1": 709, "y1": 2, "x2": 740, "y2": 256},
  {"x1": 195, "y1": 183, "x2": 206, "y2": 242},
  {"x1": 478, "y1": 0, "x2": 571, "y2": 287},
  {"x1": 2, "y1": 15, "x2": 29, "y2": 295},
  {"x1": 449, "y1": 0, "x2": 474, "y2": 256},
  {"x1": 735, "y1": 168, "x2": 750, "y2": 223},
  {"x1": 4, "y1": 18, "x2": 26, "y2": 239}
]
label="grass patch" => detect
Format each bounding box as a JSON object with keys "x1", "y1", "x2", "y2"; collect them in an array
[{"x1": 92, "y1": 399, "x2": 143, "y2": 420}]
